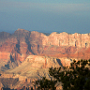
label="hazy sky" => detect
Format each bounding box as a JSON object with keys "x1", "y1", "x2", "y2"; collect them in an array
[{"x1": 0, "y1": 0, "x2": 90, "y2": 34}]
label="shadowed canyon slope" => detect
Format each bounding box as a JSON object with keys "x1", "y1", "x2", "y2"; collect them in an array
[{"x1": 0, "y1": 28, "x2": 90, "y2": 63}]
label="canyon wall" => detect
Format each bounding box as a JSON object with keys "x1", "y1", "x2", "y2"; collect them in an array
[
  {"x1": 0, "y1": 29, "x2": 90, "y2": 89},
  {"x1": 0, "y1": 29, "x2": 90, "y2": 63}
]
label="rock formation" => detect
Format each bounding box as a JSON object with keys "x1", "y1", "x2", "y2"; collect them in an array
[
  {"x1": 0, "y1": 29, "x2": 90, "y2": 63},
  {"x1": 0, "y1": 55, "x2": 67, "y2": 89},
  {"x1": 0, "y1": 29, "x2": 90, "y2": 89}
]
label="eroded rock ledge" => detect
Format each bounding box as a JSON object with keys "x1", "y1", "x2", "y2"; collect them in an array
[{"x1": 0, "y1": 29, "x2": 90, "y2": 62}]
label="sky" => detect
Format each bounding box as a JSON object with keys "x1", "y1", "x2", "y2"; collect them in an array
[{"x1": 0, "y1": 0, "x2": 90, "y2": 34}]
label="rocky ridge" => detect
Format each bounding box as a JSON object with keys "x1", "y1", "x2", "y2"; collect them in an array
[{"x1": 0, "y1": 29, "x2": 90, "y2": 63}]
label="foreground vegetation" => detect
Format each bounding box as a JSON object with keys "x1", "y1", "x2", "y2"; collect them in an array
[{"x1": 35, "y1": 59, "x2": 90, "y2": 90}]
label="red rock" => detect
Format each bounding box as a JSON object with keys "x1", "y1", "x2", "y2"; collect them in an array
[{"x1": 0, "y1": 29, "x2": 90, "y2": 63}]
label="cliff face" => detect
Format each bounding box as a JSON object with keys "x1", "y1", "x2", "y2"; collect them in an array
[
  {"x1": 30, "y1": 32, "x2": 90, "y2": 47},
  {"x1": 30, "y1": 32, "x2": 90, "y2": 59},
  {"x1": 0, "y1": 29, "x2": 32, "y2": 62},
  {"x1": 0, "y1": 29, "x2": 90, "y2": 63}
]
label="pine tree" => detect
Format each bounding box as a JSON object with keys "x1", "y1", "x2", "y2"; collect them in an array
[{"x1": 35, "y1": 59, "x2": 90, "y2": 90}]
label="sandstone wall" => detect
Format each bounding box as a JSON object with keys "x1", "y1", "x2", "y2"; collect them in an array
[
  {"x1": 30, "y1": 32, "x2": 90, "y2": 48},
  {"x1": 0, "y1": 29, "x2": 90, "y2": 62}
]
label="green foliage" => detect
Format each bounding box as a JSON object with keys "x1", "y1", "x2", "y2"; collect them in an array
[
  {"x1": 35, "y1": 77, "x2": 56, "y2": 90},
  {"x1": 35, "y1": 59, "x2": 90, "y2": 90}
]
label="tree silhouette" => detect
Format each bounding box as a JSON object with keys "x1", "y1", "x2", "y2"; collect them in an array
[
  {"x1": 35, "y1": 59, "x2": 90, "y2": 90},
  {"x1": 35, "y1": 77, "x2": 56, "y2": 90}
]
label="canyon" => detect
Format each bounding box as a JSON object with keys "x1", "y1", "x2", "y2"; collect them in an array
[
  {"x1": 0, "y1": 28, "x2": 90, "y2": 89},
  {"x1": 0, "y1": 28, "x2": 90, "y2": 63}
]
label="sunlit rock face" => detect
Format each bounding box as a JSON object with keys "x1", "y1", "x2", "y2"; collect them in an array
[
  {"x1": 0, "y1": 29, "x2": 90, "y2": 63},
  {"x1": 30, "y1": 32, "x2": 90, "y2": 48},
  {"x1": 30, "y1": 31, "x2": 90, "y2": 59}
]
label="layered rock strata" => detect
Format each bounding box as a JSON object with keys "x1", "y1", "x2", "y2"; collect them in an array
[
  {"x1": 0, "y1": 29, "x2": 90, "y2": 63},
  {"x1": 0, "y1": 55, "x2": 67, "y2": 89}
]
